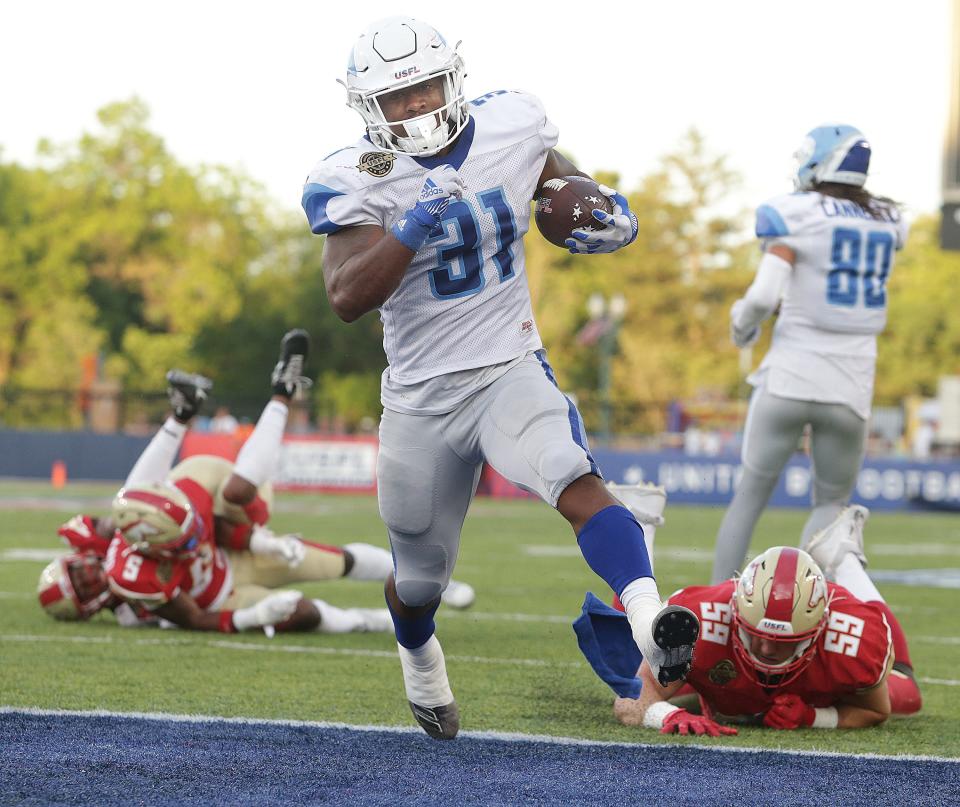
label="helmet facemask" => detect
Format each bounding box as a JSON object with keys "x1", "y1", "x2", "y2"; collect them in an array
[{"x1": 362, "y1": 70, "x2": 466, "y2": 156}]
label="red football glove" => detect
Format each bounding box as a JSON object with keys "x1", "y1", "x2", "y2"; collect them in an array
[
  {"x1": 763, "y1": 694, "x2": 816, "y2": 730},
  {"x1": 661, "y1": 709, "x2": 738, "y2": 737},
  {"x1": 57, "y1": 514, "x2": 109, "y2": 555}
]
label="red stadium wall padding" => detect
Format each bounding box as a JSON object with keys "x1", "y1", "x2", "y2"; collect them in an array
[{"x1": 179, "y1": 431, "x2": 532, "y2": 498}]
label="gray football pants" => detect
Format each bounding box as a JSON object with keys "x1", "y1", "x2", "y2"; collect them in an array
[
  {"x1": 711, "y1": 387, "x2": 867, "y2": 583},
  {"x1": 377, "y1": 353, "x2": 597, "y2": 607}
]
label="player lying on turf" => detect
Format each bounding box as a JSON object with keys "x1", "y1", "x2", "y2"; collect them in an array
[
  {"x1": 574, "y1": 499, "x2": 921, "y2": 735},
  {"x1": 38, "y1": 330, "x2": 474, "y2": 634}
]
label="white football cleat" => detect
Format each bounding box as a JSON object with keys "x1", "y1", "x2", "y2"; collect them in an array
[
  {"x1": 804, "y1": 505, "x2": 869, "y2": 579},
  {"x1": 631, "y1": 604, "x2": 700, "y2": 687},
  {"x1": 440, "y1": 580, "x2": 476, "y2": 610},
  {"x1": 606, "y1": 481, "x2": 667, "y2": 527},
  {"x1": 398, "y1": 636, "x2": 459, "y2": 740}
]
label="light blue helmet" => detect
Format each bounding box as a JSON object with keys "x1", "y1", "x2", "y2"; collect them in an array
[{"x1": 793, "y1": 124, "x2": 871, "y2": 191}]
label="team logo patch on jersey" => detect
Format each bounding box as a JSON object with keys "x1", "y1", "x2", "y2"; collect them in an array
[
  {"x1": 357, "y1": 152, "x2": 396, "y2": 177},
  {"x1": 519, "y1": 319, "x2": 534, "y2": 335},
  {"x1": 156, "y1": 560, "x2": 173, "y2": 584},
  {"x1": 708, "y1": 659, "x2": 738, "y2": 686}
]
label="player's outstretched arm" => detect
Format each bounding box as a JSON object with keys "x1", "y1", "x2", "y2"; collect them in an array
[
  {"x1": 614, "y1": 660, "x2": 737, "y2": 737},
  {"x1": 763, "y1": 675, "x2": 891, "y2": 730},
  {"x1": 153, "y1": 592, "x2": 232, "y2": 632},
  {"x1": 152, "y1": 590, "x2": 302, "y2": 633}
]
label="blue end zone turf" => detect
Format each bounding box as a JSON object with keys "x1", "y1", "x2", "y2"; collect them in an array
[{"x1": 1, "y1": 711, "x2": 958, "y2": 806}]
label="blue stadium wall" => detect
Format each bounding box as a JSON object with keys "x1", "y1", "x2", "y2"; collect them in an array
[{"x1": 1, "y1": 429, "x2": 959, "y2": 512}]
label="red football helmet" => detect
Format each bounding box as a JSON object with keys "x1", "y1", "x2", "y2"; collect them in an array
[
  {"x1": 731, "y1": 546, "x2": 829, "y2": 688},
  {"x1": 37, "y1": 552, "x2": 113, "y2": 620}
]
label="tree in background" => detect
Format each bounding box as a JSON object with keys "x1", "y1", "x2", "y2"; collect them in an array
[
  {"x1": 527, "y1": 131, "x2": 755, "y2": 434},
  {"x1": 3, "y1": 106, "x2": 957, "y2": 435}
]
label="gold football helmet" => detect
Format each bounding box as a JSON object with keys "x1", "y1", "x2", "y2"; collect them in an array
[
  {"x1": 37, "y1": 552, "x2": 112, "y2": 620},
  {"x1": 731, "y1": 546, "x2": 829, "y2": 687},
  {"x1": 112, "y1": 483, "x2": 203, "y2": 557}
]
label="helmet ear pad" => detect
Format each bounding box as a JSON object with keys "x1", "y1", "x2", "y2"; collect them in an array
[{"x1": 731, "y1": 547, "x2": 829, "y2": 687}]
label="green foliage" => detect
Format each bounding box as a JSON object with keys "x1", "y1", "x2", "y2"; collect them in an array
[
  {"x1": 1, "y1": 105, "x2": 956, "y2": 431},
  {"x1": 2, "y1": 484, "x2": 958, "y2": 757},
  {"x1": 877, "y1": 214, "x2": 960, "y2": 402},
  {"x1": 528, "y1": 130, "x2": 755, "y2": 433}
]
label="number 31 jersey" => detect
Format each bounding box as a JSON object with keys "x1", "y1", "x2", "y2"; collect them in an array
[{"x1": 302, "y1": 90, "x2": 558, "y2": 389}]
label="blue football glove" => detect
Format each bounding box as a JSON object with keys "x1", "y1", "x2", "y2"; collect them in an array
[
  {"x1": 565, "y1": 184, "x2": 638, "y2": 254},
  {"x1": 391, "y1": 165, "x2": 465, "y2": 252}
]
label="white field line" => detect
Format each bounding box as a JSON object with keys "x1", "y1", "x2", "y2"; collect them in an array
[
  {"x1": 915, "y1": 635, "x2": 960, "y2": 645},
  {"x1": 0, "y1": 633, "x2": 582, "y2": 669},
  {"x1": 2, "y1": 633, "x2": 959, "y2": 686},
  {"x1": 1, "y1": 705, "x2": 958, "y2": 763}
]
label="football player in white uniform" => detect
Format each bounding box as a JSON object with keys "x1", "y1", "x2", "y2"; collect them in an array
[
  {"x1": 303, "y1": 16, "x2": 699, "y2": 740},
  {"x1": 712, "y1": 125, "x2": 909, "y2": 583}
]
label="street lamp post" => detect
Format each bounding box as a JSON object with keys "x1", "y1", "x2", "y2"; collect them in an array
[{"x1": 586, "y1": 292, "x2": 627, "y2": 444}]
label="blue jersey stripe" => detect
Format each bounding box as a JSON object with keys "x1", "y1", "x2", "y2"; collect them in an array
[
  {"x1": 302, "y1": 183, "x2": 347, "y2": 235},
  {"x1": 755, "y1": 204, "x2": 789, "y2": 239}
]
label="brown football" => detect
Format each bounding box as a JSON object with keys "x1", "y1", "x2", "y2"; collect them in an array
[{"x1": 534, "y1": 176, "x2": 613, "y2": 248}]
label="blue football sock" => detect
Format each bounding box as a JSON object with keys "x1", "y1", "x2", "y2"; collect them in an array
[
  {"x1": 386, "y1": 595, "x2": 441, "y2": 650},
  {"x1": 577, "y1": 505, "x2": 654, "y2": 597}
]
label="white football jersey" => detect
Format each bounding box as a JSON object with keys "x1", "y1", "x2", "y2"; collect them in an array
[
  {"x1": 749, "y1": 191, "x2": 909, "y2": 418},
  {"x1": 303, "y1": 90, "x2": 558, "y2": 406},
  {"x1": 757, "y1": 191, "x2": 908, "y2": 336}
]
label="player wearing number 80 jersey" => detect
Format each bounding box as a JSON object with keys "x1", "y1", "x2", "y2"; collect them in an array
[{"x1": 713, "y1": 125, "x2": 910, "y2": 583}]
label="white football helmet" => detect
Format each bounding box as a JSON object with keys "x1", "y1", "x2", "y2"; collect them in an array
[
  {"x1": 37, "y1": 552, "x2": 113, "y2": 620},
  {"x1": 342, "y1": 16, "x2": 468, "y2": 156},
  {"x1": 112, "y1": 483, "x2": 203, "y2": 557},
  {"x1": 793, "y1": 123, "x2": 871, "y2": 191},
  {"x1": 731, "y1": 546, "x2": 830, "y2": 687}
]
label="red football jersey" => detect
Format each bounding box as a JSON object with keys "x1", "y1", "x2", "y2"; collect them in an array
[
  {"x1": 669, "y1": 581, "x2": 892, "y2": 717},
  {"x1": 104, "y1": 478, "x2": 232, "y2": 611}
]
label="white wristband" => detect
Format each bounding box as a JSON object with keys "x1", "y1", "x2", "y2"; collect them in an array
[
  {"x1": 642, "y1": 701, "x2": 681, "y2": 729},
  {"x1": 812, "y1": 706, "x2": 839, "y2": 729}
]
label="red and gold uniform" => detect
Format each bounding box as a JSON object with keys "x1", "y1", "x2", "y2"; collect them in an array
[
  {"x1": 669, "y1": 580, "x2": 893, "y2": 718},
  {"x1": 104, "y1": 477, "x2": 233, "y2": 611}
]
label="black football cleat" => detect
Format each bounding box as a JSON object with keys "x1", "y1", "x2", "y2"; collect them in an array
[
  {"x1": 271, "y1": 329, "x2": 313, "y2": 398},
  {"x1": 165, "y1": 370, "x2": 213, "y2": 423},
  {"x1": 409, "y1": 700, "x2": 460, "y2": 740},
  {"x1": 651, "y1": 604, "x2": 700, "y2": 687}
]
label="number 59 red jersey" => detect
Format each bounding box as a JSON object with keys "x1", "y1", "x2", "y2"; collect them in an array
[{"x1": 669, "y1": 580, "x2": 893, "y2": 717}]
